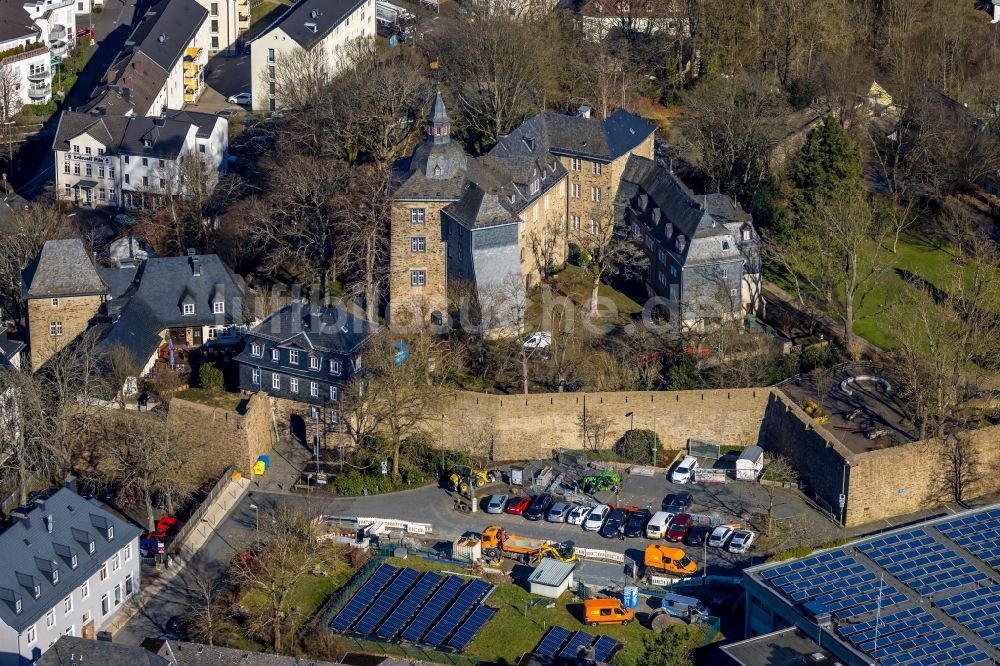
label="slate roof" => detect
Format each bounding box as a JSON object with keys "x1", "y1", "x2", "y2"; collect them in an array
[
  {"x1": 497, "y1": 109, "x2": 654, "y2": 162},
  {"x1": 79, "y1": 87, "x2": 138, "y2": 117},
  {"x1": 0, "y1": 332, "x2": 25, "y2": 366},
  {"x1": 38, "y1": 636, "x2": 170, "y2": 666},
  {"x1": 23, "y1": 239, "x2": 108, "y2": 299},
  {"x1": 0, "y1": 487, "x2": 141, "y2": 633},
  {"x1": 263, "y1": 0, "x2": 367, "y2": 49},
  {"x1": 53, "y1": 111, "x2": 130, "y2": 153},
  {"x1": 150, "y1": 639, "x2": 341, "y2": 665},
  {"x1": 0, "y1": 2, "x2": 38, "y2": 43},
  {"x1": 101, "y1": 51, "x2": 170, "y2": 115},
  {"x1": 120, "y1": 116, "x2": 195, "y2": 159},
  {"x1": 240, "y1": 302, "x2": 373, "y2": 352},
  {"x1": 54, "y1": 110, "x2": 218, "y2": 158},
  {"x1": 127, "y1": 0, "x2": 207, "y2": 72},
  {"x1": 97, "y1": 254, "x2": 247, "y2": 364}
]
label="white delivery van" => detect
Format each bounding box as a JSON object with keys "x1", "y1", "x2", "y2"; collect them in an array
[
  {"x1": 670, "y1": 456, "x2": 699, "y2": 484},
  {"x1": 735, "y1": 445, "x2": 764, "y2": 481},
  {"x1": 646, "y1": 511, "x2": 675, "y2": 539}
]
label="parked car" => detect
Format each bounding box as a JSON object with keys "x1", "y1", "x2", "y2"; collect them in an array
[
  {"x1": 505, "y1": 496, "x2": 531, "y2": 515},
  {"x1": 670, "y1": 455, "x2": 699, "y2": 484},
  {"x1": 227, "y1": 91, "x2": 252, "y2": 105},
  {"x1": 567, "y1": 504, "x2": 592, "y2": 525},
  {"x1": 686, "y1": 525, "x2": 709, "y2": 547},
  {"x1": 708, "y1": 525, "x2": 735, "y2": 548},
  {"x1": 727, "y1": 530, "x2": 756, "y2": 554},
  {"x1": 583, "y1": 504, "x2": 611, "y2": 532},
  {"x1": 547, "y1": 502, "x2": 571, "y2": 522},
  {"x1": 523, "y1": 331, "x2": 552, "y2": 351},
  {"x1": 600, "y1": 508, "x2": 629, "y2": 539},
  {"x1": 666, "y1": 513, "x2": 692, "y2": 542},
  {"x1": 524, "y1": 494, "x2": 554, "y2": 521},
  {"x1": 646, "y1": 511, "x2": 675, "y2": 539},
  {"x1": 216, "y1": 107, "x2": 240, "y2": 117},
  {"x1": 485, "y1": 493, "x2": 508, "y2": 514},
  {"x1": 656, "y1": 593, "x2": 710, "y2": 623},
  {"x1": 663, "y1": 492, "x2": 693, "y2": 513},
  {"x1": 624, "y1": 509, "x2": 652, "y2": 538}
]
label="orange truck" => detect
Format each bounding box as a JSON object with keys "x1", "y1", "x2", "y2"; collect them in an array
[
  {"x1": 644, "y1": 544, "x2": 698, "y2": 576},
  {"x1": 481, "y1": 525, "x2": 576, "y2": 565},
  {"x1": 583, "y1": 598, "x2": 634, "y2": 626}
]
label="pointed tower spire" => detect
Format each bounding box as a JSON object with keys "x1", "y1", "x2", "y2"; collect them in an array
[{"x1": 427, "y1": 89, "x2": 451, "y2": 145}]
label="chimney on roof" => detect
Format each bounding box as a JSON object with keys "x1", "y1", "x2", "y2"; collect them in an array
[
  {"x1": 158, "y1": 32, "x2": 166, "y2": 43},
  {"x1": 676, "y1": 234, "x2": 686, "y2": 252},
  {"x1": 577, "y1": 105, "x2": 592, "y2": 119},
  {"x1": 310, "y1": 9, "x2": 319, "y2": 18},
  {"x1": 304, "y1": 21, "x2": 317, "y2": 32},
  {"x1": 46, "y1": 514, "x2": 53, "y2": 533},
  {"x1": 188, "y1": 249, "x2": 201, "y2": 276}
]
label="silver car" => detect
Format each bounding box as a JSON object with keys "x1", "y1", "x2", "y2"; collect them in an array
[
  {"x1": 546, "y1": 502, "x2": 571, "y2": 522},
  {"x1": 485, "y1": 493, "x2": 509, "y2": 514},
  {"x1": 566, "y1": 504, "x2": 592, "y2": 525}
]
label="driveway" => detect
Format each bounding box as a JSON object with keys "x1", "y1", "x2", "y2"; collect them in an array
[{"x1": 205, "y1": 53, "x2": 250, "y2": 100}]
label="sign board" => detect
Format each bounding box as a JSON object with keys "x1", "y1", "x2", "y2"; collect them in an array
[
  {"x1": 575, "y1": 548, "x2": 625, "y2": 564},
  {"x1": 688, "y1": 438, "x2": 721, "y2": 460},
  {"x1": 381, "y1": 460, "x2": 388, "y2": 476},
  {"x1": 356, "y1": 517, "x2": 432, "y2": 534},
  {"x1": 694, "y1": 469, "x2": 727, "y2": 485},
  {"x1": 838, "y1": 493, "x2": 846, "y2": 509},
  {"x1": 510, "y1": 466, "x2": 524, "y2": 486},
  {"x1": 650, "y1": 574, "x2": 686, "y2": 587}
]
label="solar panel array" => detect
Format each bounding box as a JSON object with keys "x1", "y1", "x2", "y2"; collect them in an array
[
  {"x1": 330, "y1": 565, "x2": 496, "y2": 652},
  {"x1": 838, "y1": 606, "x2": 990, "y2": 666},
  {"x1": 856, "y1": 530, "x2": 988, "y2": 596},
  {"x1": 934, "y1": 585, "x2": 1000, "y2": 650},
  {"x1": 760, "y1": 551, "x2": 906, "y2": 619},
  {"x1": 936, "y1": 508, "x2": 1000, "y2": 572},
  {"x1": 533, "y1": 627, "x2": 621, "y2": 662}
]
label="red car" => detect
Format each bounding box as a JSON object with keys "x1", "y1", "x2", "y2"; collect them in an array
[
  {"x1": 505, "y1": 496, "x2": 531, "y2": 515},
  {"x1": 666, "y1": 513, "x2": 692, "y2": 542}
]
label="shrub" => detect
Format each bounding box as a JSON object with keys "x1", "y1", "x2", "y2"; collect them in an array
[
  {"x1": 198, "y1": 364, "x2": 224, "y2": 390},
  {"x1": 330, "y1": 471, "x2": 401, "y2": 496},
  {"x1": 613, "y1": 429, "x2": 665, "y2": 465},
  {"x1": 767, "y1": 546, "x2": 813, "y2": 562}
]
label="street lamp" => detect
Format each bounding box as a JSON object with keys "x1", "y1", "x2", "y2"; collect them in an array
[{"x1": 248, "y1": 503, "x2": 259, "y2": 541}]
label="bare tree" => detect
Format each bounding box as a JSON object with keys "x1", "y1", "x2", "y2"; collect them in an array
[
  {"x1": 270, "y1": 42, "x2": 335, "y2": 113},
  {"x1": 337, "y1": 163, "x2": 390, "y2": 322},
  {"x1": 577, "y1": 408, "x2": 614, "y2": 452},
  {"x1": 933, "y1": 432, "x2": 981, "y2": 504},
  {"x1": 759, "y1": 454, "x2": 799, "y2": 535},
  {"x1": 0, "y1": 63, "x2": 21, "y2": 177},
  {"x1": 572, "y1": 203, "x2": 647, "y2": 318},
  {"x1": 176, "y1": 559, "x2": 229, "y2": 646}
]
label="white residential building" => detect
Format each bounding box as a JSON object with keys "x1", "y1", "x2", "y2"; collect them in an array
[
  {"x1": 250, "y1": 0, "x2": 375, "y2": 112},
  {"x1": 0, "y1": 487, "x2": 141, "y2": 666},
  {"x1": 194, "y1": 0, "x2": 250, "y2": 54},
  {"x1": 53, "y1": 108, "x2": 228, "y2": 208},
  {"x1": 0, "y1": 27, "x2": 51, "y2": 114},
  {"x1": 20, "y1": 0, "x2": 75, "y2": 59},
  {"x1": 85, "y1": 0, "x2": 209, "y2": 117}
]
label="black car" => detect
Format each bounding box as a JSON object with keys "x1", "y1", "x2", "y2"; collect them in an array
[
  {"x1": 599, "y1": 508, "x2": 629, "y2": 538},
  {"x1": 664, "y1": 492, "x2": 693, "y2": 513},
  {"x1": 523, "y1": 494, "x2": 554, "y2": 521},
  {"x1": 686, "y1": 525, "x2": 709, "y2": 547},
  {"x1": 624, "y1": 509, "x2": 652, "y2": 538}
]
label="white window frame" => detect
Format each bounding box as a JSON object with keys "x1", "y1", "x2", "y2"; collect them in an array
[
  {"x1": 310, "y1": 381, "x2": 318, "y2": 397},
  {"x1": 182, "y1": 303, "x2": 195, "y2": 315},
  {"x1": 251, "y1": 342, "x2": 262, "y2": 357},
  {"x1": 46, "y1": 609, "x2": 55, "y2": 629},
  {"x1": 111, "y1": 553, "x2": 120, "y2": 573},
  {"x1": 271, "y1": 374, "x2": 280, "y2": 390},
  {"x1": 289, "y1": 350, "x2": 300, "y2": 365},
  {"x1": 290, "y1": 377, "x2": 299, "y2": 393},
  {"x1": 80, "y1": 581, "x2": 89, "y2": 600},
  {"x1": 99, "y1": 563, "x2": 107, "y2": 581},
  {"x1": 26, "y1": 624, "x2": 36, "y2": 644},
  {"x1": 101, "y1": 593, "x2": 110, "y2": 616},
  {"x1": 252, "y1": 367, "x2": 260, "y2": 385},
  {"x1": 113, "y1": 583, "x2": 122, "y2": 607},
  {"x1": 213, "y1": 300, "x2": 225, "y2": 314},
  {"x1": 329, "y1": 359, "x2": 341, "y2": 375},
  {"x1": 570, "y1": 157, "x2": 580, "y2": 171},
  {"x1": 409, "y1": 208, "x2": 426, "y2": 224},
  {"x1": 410, "y1": 270, "x2": 426, "y2": 287},
  {"x1": 124, "y1": 544, "x2": 132, "y2": 562},
  {"x1": 591, "y1": 187, "x2": 601, "y2": 202},
  {"x1": 410, "y1": 236, "x2": 426, "y2": 252},
  {"x1": 63, "y1": 595, "x2": 72, "y2": 614},
  {"x1": 329, "y1": 386, "x2": 339, "y2": 401},
  {"x1": 592, "y1": 162, "x2": 603, "y2": 175},
  {"x1": 51, "y1": 298, "x2": 59, "y2": 307},
  {"x1": 310, "y1": 356, "x2": 320, "y2": 370},
  {"x1": 271, "y1": 348, "x2": 280, "y2": 361}
]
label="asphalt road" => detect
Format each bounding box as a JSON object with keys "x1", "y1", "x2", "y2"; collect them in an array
[{"x1": 114, "y1": 472, "x2": 834, "y2": 645}]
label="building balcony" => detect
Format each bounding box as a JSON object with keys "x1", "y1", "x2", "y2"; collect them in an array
[
  {"x1": 27, "y1": 69, "x2": 49, "y2": 82},
  {"x1": 50, "y1": 41, "x2": 69, "y2": 58},
  {"x1": 49, "y1": 25, "x2": 68, "y2": 41},
  {"x1": 28, "y1": 84, "x2": 50, "y2": 101}
]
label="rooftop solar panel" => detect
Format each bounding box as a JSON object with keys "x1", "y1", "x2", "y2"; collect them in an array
[
  {"x1": 330, "y1": 564, "x2": 398, "y2": 632},
  {"x1": 423, "y1": 579, "x2": 493, "y2": 647},
  {"x1": 534, "y1": 626, "x2": 571, "y2": 658},
  {"x1": 375, "y1": 572, "x2": 442, "y2": 640},
  {"x1": 592, "y1": 635, "x2": 621, "y2": 662},
  {"x1": 400, "y1": 575, "x2": 465, "y2": 642},
  {"x1": 558, "y1": 631, "x2": 594, "y2": 660},
  {"x1": 446, "y1": 605, "x2": 497, "y2": 650},
  {"x1": 353, "y1": 567, "x2": 420, "y2": 635}
]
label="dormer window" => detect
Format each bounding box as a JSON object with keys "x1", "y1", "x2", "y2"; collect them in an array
[
  {"x1": 741, "y1": 226, "x2": 752, "y2": 241},
  {"x1": 14, "y1": 599, "x2": 21, "y2": 615},
  {"x1": 107, "y1": 526, "x2": 114, "y2": 541},
  {"x1": 310, "y1": 356, "x2": 320, "y2": 370},
  {"x1": 88, "y1": 541, "x2": 95, "y2": 554},
  {"x1": 251, "y1": 342, "x2": 262, "y2": 356},
  {"x1": 434, "y1": 165, "x2": 442, "y2": 176},
  {"x1": 33, "y1": 585, "x2": 40, "y2": 599},
  {"x1": 213, "y1": 300, "x2": 225, "y2": 314},
  {"x1": 271, "y1": 348, "x2": 279, "y2": 361},
  {"x1": 183, "y1": 303, "x2": 195, "y2": 315},
  {"x1": 530, "y1": 179, "x2": 540, "y2": 195},
  {"x1": 722, "y1": 240, "x2": 730, "y2": 251},
  {"x1": 51, "y1": 569, "x2": 58, "y2": 584},
  {"x1": 329, "y1": 359, "x2": 341, "y2": 375},
  {"x1": 289, "y1": 350, "x2": 299, "y2": 364},
  {"x1": 71, "y1": 554, "x2": 77, "y2": 569}
]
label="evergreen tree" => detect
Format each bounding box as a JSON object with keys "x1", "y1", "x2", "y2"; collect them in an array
[
  {"x1": 637, "y1": 630, "x2": 694, "y2": 666},
  {"x1": 789, "y1": 116, "x2": 862, "y2": 208}
]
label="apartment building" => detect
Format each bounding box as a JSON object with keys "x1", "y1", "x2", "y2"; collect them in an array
[
  {"x1": 52, "y1": 108, "x2": 228, "y2": 208},
  {"x1": 250, "y1": 0, "x2": 375, "y2": 112},
  {"x1": 194, "y1": 0, "x2": 250, "y2": 54},
  {"x1": 85, "y1": 0, "x2": 209, "y2": 116},
  {"x1": 0, "y1": 487, "x2": 141, "y2": 666},
  {"x1": 18, "y1": 0, "x2": 75, "y2": 59},
  {"x1": 0, "y1": 19, "x2": 51, "y2": 113},
  {"x1": 388, "y1": 91, "x2": 655, "y2": 328}
]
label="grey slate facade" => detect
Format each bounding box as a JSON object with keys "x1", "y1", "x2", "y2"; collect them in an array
[
  {"x1": 617, "y1": 155, "x2": 762, "y2": 328},
  {"x1": 234, "y1": 303, "x2": 374, "y2": 411}
]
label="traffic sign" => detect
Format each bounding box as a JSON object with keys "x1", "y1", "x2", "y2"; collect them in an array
[{"x1": 838, "y1": 493, "x2": 846, "y2": 509}]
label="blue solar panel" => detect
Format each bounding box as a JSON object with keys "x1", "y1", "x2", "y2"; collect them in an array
[
  {"x1": 933, "y1": 585, "x2": 1000, "y2": 649},
  {"x1": 375, "y1": 572, "x2": 442, "y2": 640},
  {"x1": 423, "y1": 579, "x2": 493, "y2": 647},
  {"x1": 353, "y1": 567, "x2": 420, "y2": 635},
  {"x1": 937, "y1": 509, "x2": 1000, "y2": 574},
  {"x1": 330, "y1": 564, "x2": 398, "y2": 631},
  {"x1": 592, "y1": 635, "x2": 620, "y2": 662},
  {"x1": 400, "y1": 575, "x2": 465, "y2": 642},
  {"x1": 534, "y1": 626, "x2": 571, "y2": 658},
  {"x1": 558, "y1": 631, "x2": 594, "y2": 660},
  {"x1": 446, "y1": 605, "x2": 497, "y2": 650}
]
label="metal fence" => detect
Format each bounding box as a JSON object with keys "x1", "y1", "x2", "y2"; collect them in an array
[{"x1": 168, "y1": 467, "x2": 236, "y2": 556}]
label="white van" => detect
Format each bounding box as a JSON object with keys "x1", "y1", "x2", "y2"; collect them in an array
[
  {"x1": 658, "y1": 593, "x2": 710, "y2": 622},
  {"x1": 645, "y1": 511, "x2": 675, "y2": 539},
  {"x1": 670, "y1": 456, "x2": 699, "y2": 484}
]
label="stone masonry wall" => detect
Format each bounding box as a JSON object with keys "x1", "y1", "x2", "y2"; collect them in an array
[
  {"x1": 166, "y1": 393, "x2": 275, "y2": 478},
  {"x1": 389, "y1": 200, "x2": 451, "y2": 326},
  {"x1": 427, "y1": 387, "x2": 771, "y2": 461},
  {"x1": 28, "y1": 294, "x2": 103, "y2": 371}
]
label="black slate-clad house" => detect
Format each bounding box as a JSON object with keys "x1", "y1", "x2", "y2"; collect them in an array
[{"x1": 235, "y1": 303, "x2": 375, "y2": 418}]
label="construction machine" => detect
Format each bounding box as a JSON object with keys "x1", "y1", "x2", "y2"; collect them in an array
[
  {"x1": 644, "y1": 544, "x2": 698, "y2": 577},
  {"x1": 581, "y1": 470, "x2": 621, "y2": 495},
  {"x1": 481, "y1": 525, "x2": 576, "y2": 565},
  {"x1": 448, "y1": 465, "x2": 497, "y2": 495}
]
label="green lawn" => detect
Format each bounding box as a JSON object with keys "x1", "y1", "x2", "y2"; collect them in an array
[
  {"x1": 385, "y1": 557, "x2": 706, "y2": 666},
  {"x1": 174, "y1": 387, "x2": 246, "y2": 413},
  {"x1": 526, "y1": 264, "x2": 644, "y2": 330}
]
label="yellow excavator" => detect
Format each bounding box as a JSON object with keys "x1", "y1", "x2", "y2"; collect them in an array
[
  {"x1": 481, "y1": 525, "x2": 576, "y2": 565},
  {"x1": 448, "y1": 465, "x2": 497, "y2": 495}
]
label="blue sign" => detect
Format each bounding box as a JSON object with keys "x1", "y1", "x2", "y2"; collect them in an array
[
  {"x1": 623, "y1": 586, "x2": 639, "y2": 609},
  {"x1": 388, "y1": 36, "x2": 398, "y2": 48},
  {"x1": 393, "y1": 341, "x2": 409, "y2": 366}
]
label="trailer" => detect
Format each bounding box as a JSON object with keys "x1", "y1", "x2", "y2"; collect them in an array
[
  {"x1": 481, "y1": 525, "x2": 575, "y2": 565},
  {"x1": 376, "y1": 0, "x2": 415, "y2": 27},
  {"x1": 735, "y1": 445, "x2": 764, "y2": 481}
]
